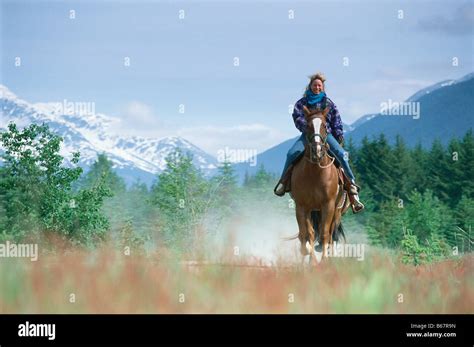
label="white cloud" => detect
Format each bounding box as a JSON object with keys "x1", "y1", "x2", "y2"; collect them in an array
[
  {"x1": 365, "y1": 79, "x2": 432, "y2": 97},
  {"x1": 418, "y1": 3, "x2": 474, "y2": 36},
  {"x1": 177, "y1": 123, "x2": 288, "y2": 160},
  {"x1": 110, "y1": 101, "x2": 291, "y2": 158},
  {"x1": 111, "y1": 101, "x2": 169, "y2": 138}
]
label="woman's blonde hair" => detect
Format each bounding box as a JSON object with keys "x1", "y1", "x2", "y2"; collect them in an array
[{"x1": 304, "y1": 72, "x2": 326, "y2": 96}]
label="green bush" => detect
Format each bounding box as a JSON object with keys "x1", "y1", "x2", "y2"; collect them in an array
[
  {"x1": 0, "y1": 123, "x2": 110, "y2": 245},
  {"x1": 401, "y1": 228, "x2": 450, "y2": 265}
]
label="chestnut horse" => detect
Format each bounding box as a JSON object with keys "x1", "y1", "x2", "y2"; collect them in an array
[{"x1": 289, "y1": 105, "x2": 349, "y2": 265}]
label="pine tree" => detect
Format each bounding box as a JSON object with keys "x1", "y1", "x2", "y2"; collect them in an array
[
  {"x1": 445, "y1": 138, "x2": 464, "y2": 206},
  {"x1": 459, "y1": 129, "x2": 474, "y2": 200},
  {"x1": 246, "y1": 164, "x2": 275, "y2": 190},
  {"x1": 81, "y1": 153, "x2": 126, "y2": 194},
  {"x1": 427, "y1": 139, "x2": 451, "y2": 202},
  {"x1": 243, "y1": 170, "x2": 250, "y2": 186},
  {"x1": 454, "y1": 195, "x2": 473, "y2": 253},
  {"x1": 392, "y1": 135, "x2": 413, "y2": 200},
  {"x1": 150, "y1": 149, "x2": 210, "y2": 249},
  {"x1": 355, "y1": 135, "x2": 396, "y2": 204},
  {"x1": 214, "y1": 159, "x2": 237, "y2": 197},
  {"x1": 410, "y1": 142, "x2": 428, "y2": 194}
]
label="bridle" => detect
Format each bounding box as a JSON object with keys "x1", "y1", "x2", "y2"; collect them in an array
[{"x1": 305, "y1": 121, "x2": 335, "y2": 169}]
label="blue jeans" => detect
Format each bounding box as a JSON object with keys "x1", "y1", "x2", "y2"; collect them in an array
[{"x1": 280, "y1": 133, "x2": 356, "y2": 181}]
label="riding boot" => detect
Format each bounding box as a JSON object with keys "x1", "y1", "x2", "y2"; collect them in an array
[
  {"x1": 274, "y1": 164, "x2": 294, "y2": 196},
  {"x1": 340, "y1": 171, "x2": 364, "y2": 213},
  {"x1": 348, "y1": 180, "x2": 365, "y2": 213}
]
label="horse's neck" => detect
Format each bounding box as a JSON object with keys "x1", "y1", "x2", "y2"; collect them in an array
[{"x1": 303, "y1": 143, "x2": 332, "y2": 167}]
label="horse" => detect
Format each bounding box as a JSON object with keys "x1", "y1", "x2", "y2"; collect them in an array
[{"x1": 288, "y1": 105, "x2": 350, "y2": 265}]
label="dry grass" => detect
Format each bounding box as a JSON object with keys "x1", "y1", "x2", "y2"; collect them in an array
[{"x1": 1, "y1": 244, "x2": 472, "y2": 314}]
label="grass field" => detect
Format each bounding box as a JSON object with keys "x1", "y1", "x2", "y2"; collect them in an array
[{"x1": 1, "y1": 244, "x2": 472, "y2": 314}]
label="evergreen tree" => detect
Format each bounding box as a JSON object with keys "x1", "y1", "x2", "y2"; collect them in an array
[
  {"x1": 81, "y1": 153, "x2": 126, "y2": 194},
  {"x1": 445, "y1": 138, "x2": 464, "y2": 206},
  {"x1": 366, "y1": 199, "x2": 406, "y2": 247},
  {"x1": 410, "y1": 142, "x2": 429, "y2": 194},
  {"x1": 427, "y1": 139, "x2": 451, "y2": 202},
  {"x1": 213, "y1": 159, "x2": 237, "y2": 198},
  {"x1": 452, "y1": 194, "x2": 473, "y2": 253},
  {"x1": 150, "y1": 149, "x2": 210, "y2": 249},
  {"x1": 392, "y1": 135, "x2": 413, "y2": 200},
  {"x1": 246, "y1": 164, "x2": 275, "y2": 189},
  {"x1": 243, "y1": 170, "x2": 250, "y2": 186},
  {"x1": 355, "y1": 135, "x2": 396, "y2": 204},
  {"x1": 459, "y1": 129, "x2": 474, "y2": 200}
]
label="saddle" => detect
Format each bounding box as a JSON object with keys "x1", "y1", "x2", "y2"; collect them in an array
[{"x1": 281, "y1": 155, "x2": 350, "y2": 195}]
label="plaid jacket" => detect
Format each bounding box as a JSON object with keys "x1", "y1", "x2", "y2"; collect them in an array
[{"x1": 292, "y1": 96, "x2": 344, "y2": 143}]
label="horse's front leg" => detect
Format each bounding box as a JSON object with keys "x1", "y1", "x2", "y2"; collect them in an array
[
  {"x1": 320, "y1": 202, "x2": 336, "y2": 261},
  {"x1": 295, "y1": 205, "x2": 309, "y2": 261},
  {"x1": 305, "y1": 210, "x2": 318, "y2": 266}
]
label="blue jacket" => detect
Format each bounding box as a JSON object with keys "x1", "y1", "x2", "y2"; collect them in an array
[{"x1": 292, "y1": 96, "x2": 344, "y2": 143}]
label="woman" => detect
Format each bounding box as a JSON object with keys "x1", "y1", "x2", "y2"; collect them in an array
[{"x1": 274, "y1": 72, "x2": 364, "y2": 213}]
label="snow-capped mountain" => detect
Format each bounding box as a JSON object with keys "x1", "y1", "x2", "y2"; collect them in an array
[
  {"x1": 0, "y1": 85, "x2": 218, "y2": 185},
  {"x1": 344, "y1": 72, "x2": 474, "y2": 147},
  {"x1": 406, "y1": 72, "x2": 474, "y2": 102},
  {"x1": 348, "y1": 72, "x2": 474, "y2": 131}
]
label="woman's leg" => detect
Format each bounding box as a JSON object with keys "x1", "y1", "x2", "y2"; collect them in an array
[
  {"x1": 275, "y1": 134, "x2": 306, "y2": 196},
  {"x1": 326, "y1": 133, "x2": 364, "y2": 212},
  {"x1": 279, "y1": 134, "x2": 306, "y2": 178},
  {"x1": 325, "y1": 134, "x2": 355, "y2": 181}
]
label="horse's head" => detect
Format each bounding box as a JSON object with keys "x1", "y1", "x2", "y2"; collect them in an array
[{"x1": 303, "y1": 105, "x2": 330, "y2": 161}]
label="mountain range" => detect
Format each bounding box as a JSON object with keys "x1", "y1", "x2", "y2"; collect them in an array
[{"x1": 0, "y1": 85, "x2": 217, "y2": 186}]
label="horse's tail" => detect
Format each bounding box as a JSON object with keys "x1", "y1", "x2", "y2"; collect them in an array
[
  {"x1": 333, "y1": 221, "x2": 346, "y2": 243},
  {"x1": 282, "y1": 233, "x2": 299, "y2": 241}
]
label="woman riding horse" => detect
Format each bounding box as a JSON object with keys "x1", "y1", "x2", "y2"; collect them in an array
[{"x1": 274, "y1": 72, "x2": 364, "y2": 213}]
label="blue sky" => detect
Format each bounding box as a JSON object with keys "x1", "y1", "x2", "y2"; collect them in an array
[{"x1": 1, "y1": 0, "x2": 473, "y2": 157}]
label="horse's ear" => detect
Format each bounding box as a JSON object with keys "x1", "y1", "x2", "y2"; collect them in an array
[
  {"x1": 323, "y1": 106, "x2": 330, "y2": 116},
  {"x1": 303, "y1": 105, "x2": 310, "y2": 117}
]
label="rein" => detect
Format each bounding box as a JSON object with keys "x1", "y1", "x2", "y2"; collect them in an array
[{"x1": 305, "y1": 132, "x2": 335, "y2": 169}]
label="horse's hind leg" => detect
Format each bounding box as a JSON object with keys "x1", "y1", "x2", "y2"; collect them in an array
[{"x1": 295, "y1": 205, "x2": 309, "y2": 258}]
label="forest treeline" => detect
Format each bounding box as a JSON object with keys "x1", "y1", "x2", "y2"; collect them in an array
[{"x1": 0, "y1": 122, "x2": 472, "y2": 264}]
